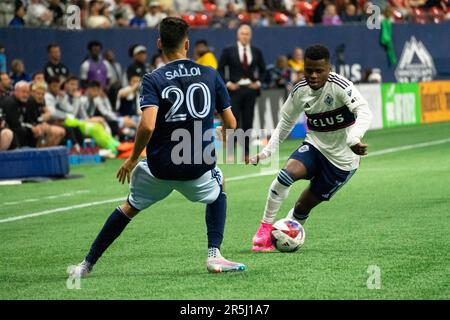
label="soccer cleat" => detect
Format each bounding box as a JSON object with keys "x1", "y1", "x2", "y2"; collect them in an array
[
  {"x1": 207, "y1": 257, "x2": 246, "y2": 273},
  {"x1": 69, "y1": 260, "x2": 92, "y2": 278},
  {"x1": 252, "y1": 221, "x2": 275, "y2": 252}
]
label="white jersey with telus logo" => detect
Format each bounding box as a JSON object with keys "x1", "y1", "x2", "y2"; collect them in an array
[{"x1": 262, "y1": 72, "x2": 372, "y2": 171}]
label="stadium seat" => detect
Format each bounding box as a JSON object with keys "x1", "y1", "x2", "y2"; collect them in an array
[
  {"x1": 0, "y1": 146, "x2": 69, "y2": 180},
  {"x1": 297, "y1": 1, "x2": 314, "y2": 21},
  {"x1": 194, "y1": 13, "x2": 210, "y2": 26},
  {"x1": 274, "y1": 12, "x2": 289, "y2": 25},
  {"x1": 182, "y1": 14, "x2": 196, "y2": 26},
  {"x1": 238, "y1": 12, "x2": 251, "y2": 24}
]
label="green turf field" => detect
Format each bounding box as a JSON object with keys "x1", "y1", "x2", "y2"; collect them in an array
[{"x1": 1, "y1": 122, "x2": 450, "y2": 300}]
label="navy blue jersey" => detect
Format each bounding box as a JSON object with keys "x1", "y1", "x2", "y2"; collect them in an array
[{"x1": 139, "y1": 59, "x2": 231, "y2": 181}]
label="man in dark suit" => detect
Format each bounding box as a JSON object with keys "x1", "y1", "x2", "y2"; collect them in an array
[{"x1": 218, "y1": 24, "x2": 266, "y2": 161}]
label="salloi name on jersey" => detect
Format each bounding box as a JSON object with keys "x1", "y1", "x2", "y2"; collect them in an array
[{"x1": 165, "y1": 64, "x2": 202, "y2": 80}]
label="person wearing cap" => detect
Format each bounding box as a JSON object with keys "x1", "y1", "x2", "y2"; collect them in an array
[{"x1": 126, "y1": 44, "x2": 153, "y2": 80}]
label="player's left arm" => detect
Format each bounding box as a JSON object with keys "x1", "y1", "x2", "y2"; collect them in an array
[{"x1": 340, "y1": 84, "x2": 373, "y2": 155}]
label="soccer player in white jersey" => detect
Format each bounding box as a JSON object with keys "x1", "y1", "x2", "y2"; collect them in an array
[{"x1": 248, "y1": 45, "x2": 372, "y2": 251}]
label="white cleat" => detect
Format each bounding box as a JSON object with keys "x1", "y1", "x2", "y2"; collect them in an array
[
  {"x1": 207, "y1": 257, "x2": 246, "y2": 273},
  {"x1": 69, "y1": 260, "x2": 92, "y2": 278}
]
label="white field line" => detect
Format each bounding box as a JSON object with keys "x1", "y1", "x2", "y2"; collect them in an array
[
  {"x1": 2, "y1": 190, "x2": 90, "y2": 206},
  {"x1": 280, "y1": 137, "x2": 450, "y2": 161},
  {"x1": 1, "y1": 138, "x2": 449, "y2": 225}
]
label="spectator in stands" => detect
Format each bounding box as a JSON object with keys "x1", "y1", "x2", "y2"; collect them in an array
[
  {"x1": 146, "y1": 0, "x2": 167, "y2": 28},
  {"x1": 3, "y1": 81, "x2": 61, "y2": 148},
  {"x1": 323, "y1": 3, "x2": 342, "y2": 25},
  {"x1": 0, "y1": 116, "x2": 15, "y2": 151},
  {"x1": 313, "y1": 0, "x2": 331, "y2": 23},
  {"x1": 264, "y1": 55, "x2": 292, "y2": 90},
  {"x1": 216, "y1": 0, "x2": 247, "y2": 11},
  {"x1": 0, "y1": 45, "x2": 6, "y2": 73},
  {"x1": 48, "y1": 0, "x2": 66, "y2": 27},
  {"x1": 45, "y1": 76, "x2": 73, "y2": 123},
  {"x1": 10, "y1": 59, "x2": 32, "y2": 86},
  {"x1": 80, "y1": 41, "x2": 112, "y2": 89},
  {"x1": 209, "y1": 7, "x2": 229, "y2": 28},
  {"x1": 44, "y1": 43, "x2": 70, "y2": 83},
  {"x1": 77, "y1": 80, "x2": 138, "y2": 141},
  {"x1": 104, "y1": 49, "x2": 124, "y2": 108},
  {"x1": 62, "y1": 76, "x2": 86, "y2": 119},
  {"x1": 27, "y1": 81, "x2": 66, "y2": 146},
  {"x1": 129, "y1": 4, "x2": 148, "y2": 28},
  {"x1": 0, "y1": 0, "x2": 15, "y2": 27},
  {"x1": 26, "y1": 0, "x2": 53, "y2": 27},
  {"x1": 31, "y1": 72, "x2": 46, "y2": 86},
  {"x1": 224, "y1": 2, "x2": 242, "y2": 28},
  {"x1": 288, "y1": 47, "x2": 304, "y2": 81},
  {"x1": 116, "y1": 74, "x2": 141, "y2": 136},
  {"x1": 9, "y1": 1, "x2": 26, "y2": 27},
  {"x1": 126, "y1": 45, "x2": 152, "y2": 79},
  {"x1": 111, "y1": 0, "x2": 134, "y2": 27},
  {"x1": 0, "y1": 72, "x2": 12, "y2": 98},
  {"x1": 194, "y1": 40, "x2": 218, "y2": 69},
  {"x1": 173, "y1": 0, "x2": 204, "y2": 14},
  {"x1": 151, "y1": 52, "x2": 164, "y2": 69},
  {"x1": 341, "y1": 3, "x2": 364, "y2": 23},
  {"x1": 86, "y1": 0, "x2": 111, "y2": 28},
  {"x1": 287, "y1": 6, "x2": 307, "y2": 26},
  {"x1": 218, "y1": 24, "x2": 266, "y2": 161}
]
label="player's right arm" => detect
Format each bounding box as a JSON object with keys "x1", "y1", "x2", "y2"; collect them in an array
[
  {"x1": 117, "y1": 107, "x2": 158, "y2": 184},
  {"x1": 117, "y1": 74, "x2": 159, "y2": 184},
  {"x1": 248, "y1": 94, "x2": 304, "y2": 165}
]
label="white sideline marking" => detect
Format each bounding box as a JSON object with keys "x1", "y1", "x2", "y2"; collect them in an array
[
  {"x1": 280, "y1": 137, "x2": 450, "y2": 161},
  {"x1": 0, "y1": 198, "x2": 126, "y2": 224},
  {"x1": 2, "y1": 190, "x2": 90, "y2": 206},
  {"x1": 1, "y1": 138, "x2": 449, "y2": 225}
]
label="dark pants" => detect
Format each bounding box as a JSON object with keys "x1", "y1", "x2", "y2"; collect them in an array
[{"x1": 229, "y1": 87, "x2": 258, "y2": 157}]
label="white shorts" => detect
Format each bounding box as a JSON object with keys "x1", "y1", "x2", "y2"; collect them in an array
[{"x1": 128, "y1": 160, "x2": 223, "y2": 211}]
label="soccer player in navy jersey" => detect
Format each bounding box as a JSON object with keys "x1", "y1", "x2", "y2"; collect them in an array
[{"x1": 71, "y1": 17, "x2": 246, "y2": 275}]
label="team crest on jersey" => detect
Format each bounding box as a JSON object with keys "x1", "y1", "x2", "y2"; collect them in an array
[
  {"x1": 298, "y1": 145, "x2": 310, "y2": 153},
  {"x1": 324, "y1": 94, "x2": 334, "y2": 107},
  {"x1": 347, "y1": 89, "x2": 352, "y2": 97}
]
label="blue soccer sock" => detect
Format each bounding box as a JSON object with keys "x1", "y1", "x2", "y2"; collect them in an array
[
  {"x1": 85, "y1": 207, "x2": 131, "y2": 265},
  {"x1": 205, "y1": 191, "x2": 227, "y2": 250}
]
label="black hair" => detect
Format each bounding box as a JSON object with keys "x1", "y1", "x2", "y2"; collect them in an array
[
  {"x1": 47, "y1": 76, "x2": 60, "y2": 85},
  {"x1": 158, "y1": 17, "x2": 189, "y2": 53},
  {"x1": 47, "y1": 43, "x2": 59, "y2": 52},
  {"x1": 195, "y1": 40, "x2": 208, "y2": 46},
  {"x1": 31, "y1": 71, "x2": 44, "y2": 80},
  {"x1": 304, "y1": 45, "x2": 330, "y2": 62},
  {"x1": 87, "y1": 80, "x2": 101, "y2": 88},
  {"x1": 87, "y1": 40, "x2": 103, "y2": 51}
]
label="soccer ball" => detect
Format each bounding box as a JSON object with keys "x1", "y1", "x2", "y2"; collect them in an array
[{"x1": 271, "y1": 218, "x2": 305, "y2": 252}]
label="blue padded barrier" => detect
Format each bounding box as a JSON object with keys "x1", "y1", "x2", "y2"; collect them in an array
[{"x1": 0, "y1": 146, "x2": 69, "y2": 180}]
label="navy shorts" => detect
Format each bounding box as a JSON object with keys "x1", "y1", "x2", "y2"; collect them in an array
[{"x1": 288, "y1": 142, "x2": 356, "y2": 201}]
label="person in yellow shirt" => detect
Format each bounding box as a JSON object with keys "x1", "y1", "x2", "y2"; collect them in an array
[
  {"x1": 194, "y1": 40, "x2": 218, "y2": 69},
  {"x1": 288, "y1": 47, "x2": 304, "y2": 83}
]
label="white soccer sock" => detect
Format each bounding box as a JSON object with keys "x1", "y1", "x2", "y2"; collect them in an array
[
  {"x1": 287, "y1": 208, "x2": 308, "y2": 225},
  {"x1": 208, "y1": 247, "x2": 222, "y2": 260},
  {"x1": 262, "y1": 171, "x2": 293, "y2": 224}
]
